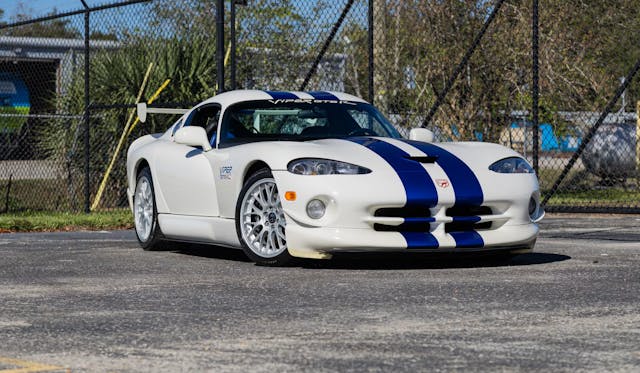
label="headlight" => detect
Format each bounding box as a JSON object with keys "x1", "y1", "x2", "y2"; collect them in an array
[
  {"x1": 287, "y1": 158, "x2": 371, "y2": 175},
  {"x1": 489, "y1": 157, "x2": 534, "y2": 174}
]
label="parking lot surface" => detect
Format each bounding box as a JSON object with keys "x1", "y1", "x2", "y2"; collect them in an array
[{"x1": 0, "y1": 214, "x2": 638, "y2": 372}]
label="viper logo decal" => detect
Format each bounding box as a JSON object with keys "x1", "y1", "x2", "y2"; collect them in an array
[
  {"x1": 436, "y1": 179, "x2": 450, "y2": 188},
  {"x1": 219, "y1": 166, "x2": 233, "y2": 180},
  {"x1": 263, "y1": 91, "x2": 356, "y2": 105}
]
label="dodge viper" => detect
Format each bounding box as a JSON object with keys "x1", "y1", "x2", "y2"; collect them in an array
[{"x1": 127, "y1": 90, "x2": 544, "y2": 265}]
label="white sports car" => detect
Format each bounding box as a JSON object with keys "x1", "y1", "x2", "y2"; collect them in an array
[{"x1": 127, "y1": 90, "x2": 544, "y2": 265}]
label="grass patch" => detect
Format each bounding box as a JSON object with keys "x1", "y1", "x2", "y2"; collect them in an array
[
  {"x1": 545, "y1": 189, "x2": 640, "y2": 206},
  {"x1": 0, "y1": 209, "x2": 133, "y2": 233},
  {"x1": 0, "y1": 175, "x2": 128, "y2": 213},
  {"x1": 0, "y1": 178, "x2": 75, "y2": 212},
  {"x1": 539, "y1": 166, "x2": 640, "y2": 207}
]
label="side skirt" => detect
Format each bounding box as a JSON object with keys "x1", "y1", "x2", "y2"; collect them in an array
[{"x1": 158, "y1": 214, "x2": 241, "y2": 248}]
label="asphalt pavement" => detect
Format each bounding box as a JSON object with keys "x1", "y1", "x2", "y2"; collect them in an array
[{"x1": 0, "y1": 214, "x2": 638, "y2": 372}]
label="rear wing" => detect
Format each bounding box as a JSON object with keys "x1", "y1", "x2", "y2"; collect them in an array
[{"x1": 136, "y1": 102, "x2": 189, "y2": 123}]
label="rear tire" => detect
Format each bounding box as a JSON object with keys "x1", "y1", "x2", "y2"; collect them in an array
[
  {"x1": 133, "y1": 167, "x2": 164, "y2": 250},
  {"x1": 236, "y1": 168, "x2": 293, "y2": 266}
]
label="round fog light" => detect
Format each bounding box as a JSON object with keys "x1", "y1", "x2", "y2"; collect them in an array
[{"x1": 306, "y1": 199, "x2": 326, "y2": 219}]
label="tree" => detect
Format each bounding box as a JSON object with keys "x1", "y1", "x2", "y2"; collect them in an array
[
  {"x1": 2, "y1": 3, "x2": 80, "y2": 38},
  {"x1": 344, "y1": 0, "x2": 640, "y2": 141},
  {"x1": 149, "y1": 0, "x2": 332, "y2": 90}
]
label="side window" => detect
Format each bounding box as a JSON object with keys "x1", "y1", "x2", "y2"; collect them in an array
[{"x1": 184, "y1": 105, "x2": 221, "y2": 145}]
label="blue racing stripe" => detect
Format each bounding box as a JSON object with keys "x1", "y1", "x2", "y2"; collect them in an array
[
  {"x1": 403, "y1": 217, "x2": 436, "y2": 224},
  {"x1": 349, "y1": 138, "x2": 438, "y2": 209},
  {"x1": 402, "y1": 232, "x2": 439, "y2": 249},
  {"x1": 348, "y1": 137, "x2": 439, "y2": 249},
  {"x1": 449, "y1": 231, "x2": 484, "y2": 248},
  {"x1": 403, "y1": 140, "x2": 484, "y2": 207},
  {"x1": 264, "y1": 91, "x2": 298, "y2": 100},
  {"x1": 451, "y1": 216, "x2": 481, "y2": 223},
  {"x1": 394, "y1": 217, "x2": 435, "y2": 233},
  {"x1": 399, "y1": 140, "x2": 484, "y2": 248},
  {"x1": 307, "y1": 91, "x2": 340, "y2": 101}
]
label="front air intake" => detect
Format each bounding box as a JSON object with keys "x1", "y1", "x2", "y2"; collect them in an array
[
  {"x1": 444, "y1": 205, "x2": 493, "y2": 233},
  {"x1": 373, "y1": 207, "x2": 432, "y2": 232}
]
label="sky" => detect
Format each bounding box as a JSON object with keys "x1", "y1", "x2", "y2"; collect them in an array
[{"x1": 1, "y1": 0, "x2": 109, "y2": 21}]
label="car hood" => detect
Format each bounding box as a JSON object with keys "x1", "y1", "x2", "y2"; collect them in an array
[
  {"x1": 228, "y1": 136, "x2": 536, "y2": 212},
  {"x1": 233, "y1": 137, "x2": 523, "y2": 173}
]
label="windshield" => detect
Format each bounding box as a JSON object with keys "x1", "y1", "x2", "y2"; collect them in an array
[{"x1": 219, "y1": 100, "x2": 400, "y2": 145}]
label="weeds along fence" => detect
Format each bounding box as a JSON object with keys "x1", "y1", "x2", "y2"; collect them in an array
[{"x1": 0, "y1": 0, "x2": 639, "y2": 213}]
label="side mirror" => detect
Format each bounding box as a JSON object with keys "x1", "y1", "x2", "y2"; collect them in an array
[
  {"x1": 174, "y1": 126, "x2": 212, "y2": 152},
  {"x1": 409, "y1": 128, "x2": 435, "y2": 142}
]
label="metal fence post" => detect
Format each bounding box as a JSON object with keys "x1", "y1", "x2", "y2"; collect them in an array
[
  {"x1": 532, "y1": 0, "x2": 539, "y2": 173},
  {"x1": 216, "y1": 0, "x2": 225, "y2": 93},
  {"x1": 230, "y1": 0, "x2": 237, "y2": 90},
  {"x1": 81, "y1": 0, "x2": 91, "y2": 213},
  {"x1": 368, "y1": 0, "x2": 374, "y2": 103}
]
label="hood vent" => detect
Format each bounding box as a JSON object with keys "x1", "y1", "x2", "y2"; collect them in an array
[{"x1": 406, "y1": 155, "x2": 438, "y2": 163}]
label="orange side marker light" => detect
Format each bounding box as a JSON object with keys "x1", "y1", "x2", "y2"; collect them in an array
[{"x1": 284, "y1": 191, "x2": 297, "y2": 201}]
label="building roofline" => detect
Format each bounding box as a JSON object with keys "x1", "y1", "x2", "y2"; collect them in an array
[{"x1": 0, "y1": 35, "x2": 120, "y2": 49}]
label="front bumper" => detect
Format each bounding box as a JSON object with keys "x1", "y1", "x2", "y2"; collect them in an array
[
  {"x1": 285, "y1": 222, "x2": 538, "y2": 259},
  {"x1": 273, "y1": 169, "x2": 540, "y2": 259}
]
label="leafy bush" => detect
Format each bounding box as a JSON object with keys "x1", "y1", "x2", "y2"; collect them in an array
[{"x1": 39, "y1": 37, "x2": 218, "y2": 208}]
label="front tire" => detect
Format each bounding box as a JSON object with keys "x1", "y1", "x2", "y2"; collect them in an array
[
  {"x1": 133, "y1": 167, "x2": 163, "y2": 250},
  {"x1": 236, "y1": 169, "x2": 293, "y2": 266}
]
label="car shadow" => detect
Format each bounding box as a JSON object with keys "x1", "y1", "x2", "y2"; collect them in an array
[
  {"x1": 171, "y1": 243, "x2": 570, "y2": 269},
  {"x1": 171, "y1": 243, "x2": 253, "y2": 263},
  {"x1": 299, "y1": 252, "x2": 571, "y2": 270}
]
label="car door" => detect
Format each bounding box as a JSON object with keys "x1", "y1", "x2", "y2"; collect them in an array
[{"x1": 154, "y1": 104, "x2": 222, "y2": 217}]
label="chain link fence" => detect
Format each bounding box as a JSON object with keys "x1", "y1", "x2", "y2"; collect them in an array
[{"x1": 0, "y1": 0, "x2": 639, "y2": 213}]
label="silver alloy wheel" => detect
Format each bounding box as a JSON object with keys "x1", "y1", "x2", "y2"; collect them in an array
[
  {"x1": 239, "y1": 178, "x2": 287, "y2": 258},
  {"x1": 134, "y1": 176, "x2": 154, "y2": 242}
]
